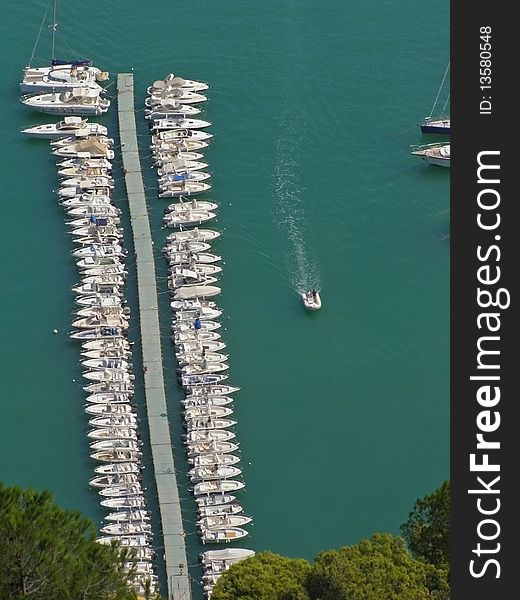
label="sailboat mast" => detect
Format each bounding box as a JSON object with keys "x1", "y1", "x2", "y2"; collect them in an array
[
  {"x1": 51, "y1": 0, "x2": 57, "y2": 62},
  {"x1": 429, "y1": 61, "x2": 450, "y2": 118}
]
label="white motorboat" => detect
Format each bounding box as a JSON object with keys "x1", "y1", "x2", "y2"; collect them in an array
[
  {"x1": 60, "y1": 186, "x2": 113, "y2": 200},
  {"x1": 193, "y1": 480, "x2": 244, "y2": 496},
  {"x1": 147, "y1": 89, "x2": 207, "y2": 104},
  {"x1": 70, "y1": 224, "x2": 123, "y2": 239},
  {"x1": 67, "y1": 208, "x2": 119, "y2": 221},
  {"x1": 76, "y1": 256, "x2": 124, "y2": 272},
  {"x1": 126, "y1": 561, "x2": 155, "y2": 575},
  {"x1": 200, "y1": 548, "x2": 255, "y2": 565},
  {"x1": 91, "y1": 449, "x2": 142, "y2": 463},
  {"x1": 187, "y1": 440, "x2": 240, "y2": 456},
  {"x1": 301, "y1": 289, "x2": 322, "y2": 311},
  {"x1": 96, "y1": 534, "x2": 150, "y2": 547},
  {"x1": 82, "y1": 337, "x2": 131, "y2": 351},
  {"x1": 95, "y1": 463, "x2": 141, "y2": 475},
  {"x1": 163, "y1": 209, "x2": 216, "y2": 225},
  {"x1": 105, "y1": 509, "x2": 149, "y2": 521},
  {"x1": 21, "y1": 87, "x2": 110, "y2": 115},
  {"x1": 166, "y1": 227, "x2": 220, "y2": 244},
  {"x1": 22, "y1": 117, "x2": 107, "y2": 139},
  {"x1": 166, "y1": 200, "x2": 218, "y2": 214},
  {"x1": 82, "y1": 369, "x2": 133, "y2": 383},
  {"x1": 101, "y1": 521, "x2": 151, "y2": 536},
  {"x1": 176, "y1": 340, "x2": 227, "y2": 354},
  {"x1": 200, "y1": 526, "x2": 249, "y2": 544},
  {"x1": 72, "y1": 243, "x2": 125, "y2": 258},
  {"x1": 89, "y1": 473, "x2": 140, "y2": 488},
  {"x1": 52, "y1": 137, "x2": 114, "y2": 158},
  {"x1": 61, "y1": 196, "x2": 113, "y2": 208},
  {"x1": 186, "y1": 384, "x2": 240, "y2": 396},
  {"x1": 172, "y1": 304, "x2": 220, "y2": 317},
  {"x1": 167, "y1": 252, "x2": 221, "y2": 266},
  {"x1": 157, "y1": 159, "x2": 208, "y2": 175},
  {"x1": 81, "y1": 346, "x2": 131, "y2": 358},
  {"x1": 183, "y1": 374, "x2": 229, "y2": 388},
  {"x1": 152, "y1": 140, "x2": 209, "y2": 155},
  {"x1": 98, "y1": 482, "x2": 144, "y2": 498},
  {"x1": 178, "y1": 351, "x2": 227, "y2": 367},
  {"x1": 173, "y1": 330, "x2": 222, "y2": 344},
  {"x1": 59, "y1": 165, "x2": 112, "y2": 178},
  {"x1": 182, "y1": 395, "x2": 234, "y2": 408},
  {"x1": 21, "y1": 63, "x2": 108, "y2": 93},
  {"x1": 411, "y1": 142, "x2": 450, "y2": 167},
  {"x1": 198, "y1": 502, "x2": 243, "y2": 517},
  {"x1": 189, "y1": 465, "x2": 241, "y2": 482},
  {"x1": 189, "y1": 451, "x2": 238, "y2": 467},
  {"x1": 159, "y1": 181, "x2": 211, "y2": 198},
  {"x1": 85, "y1": 404, "x2": 135, "y2": 417},
  {"x1": 184, "y1": 406, "x2": 233, "y2": 420},
  {"x1": 171, "y1": 285, "x2": 221, "y2": 301},
  {"x1": 170, "y1": 261, "x2": 221, "y2": 277},
  {"x1": 70, "y1": 327, "x2": 126, "y2": 341},
  {"x1": 171, "y1": 298, "x2": 217, "y2": 311},
  {"x1": 150, "y1": 117, "x2": 211, "y2": 131},
  {"x1": 159, "y1": 171, "x2": 211, "y2": 186},
  {"x1": 185, "y1": 417, "x2": 235, "y2": 433},
  {"x1": 60, "y1": 175, "x2": 114, "y2": 188},
  {"x1": 195, "y1": 493, "x2": 236, "y2": 508},
  {"x1": 51, "y1": 133, "x2": 113, "y2": 147},
  {"x1": 90, "y1": 439, "x2": 141, "y2": 452},
  {"x1": 58, "y1": 157, "x2": 112, "y2": 169},
  {"x1": 100, "y1": 495, "x2": 146, "y2": 509},
  {"x1": 72, "y1": 282, "x2": 122, "y2": 297},
  {"x1": 181, "y1": 363, "x2": 229, "y2": 377},
  {"x1": 199, "y1": 514, "x2": 251, "y2": 530},
  {"x1": 82, "y1": 358, "x2": 131, "y2": 372},
  {"x1": 74, "y1": 272, "x2": 124, "y2": 285},
  {"x1": 88, "y1": 427, "x2": 137, "y2": 441},
  {"x1": 145, "y1": 109, "x2": 201, "y2": 121},
  {"x1": 154, "y1": 150, "x2": 204, "y2": 164},
  {"x1": 145, "y1": 98, "x2": 202, "y2": 116},
  {"x1": 185, "y1": 429, "x2": 235, "y2": 444},
  {"x1": 84, "y1": 380, "x2": 134, "y2": 394},
  {"x1": 73, "y1": 315, "x2": 128, "y2": 330},
  {"x1": 147, "y1": 73, "x2": 208, "y2": 93},
  {"x1": 165, "y1": 241, "x2": 212, "y2": 255}
]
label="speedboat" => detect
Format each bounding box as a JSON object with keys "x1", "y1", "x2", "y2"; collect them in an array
[
  {"x1": 193, "y1": 480, "x2": 245, "y2": 496},
  {"x1": 73, "y1": 243, "x2": 125, "y2": 258},
  {"x1": 21, "y1": 63, "x2": 108, "y2": 93},
  {"x1": 159, "y1": 171, "x2": 211, "y2": 185},
  {"x1": 200, "y1": 548, "x2": 255, "y2": 565},
  {"x1": 165, "y1": 241, "x2": 212, "y2": 255},
  {"x1": 171, "y1": 285, "x2": 221, "y2": 300},
  {"x1": 83, "y1": 381, "x2": 134, "y2": 394},
  {"x1": 60, "y1": 175, "x2": 114, "y2": 188},
  {"x1": 105, "y1": 509, "x2": 150, "y2": 521},
  {"x1": 167, "y1": 252, "x2": 221, "y2": 266},
  {"x1": 81, "y1": 337, "x2": 131, "y2": 351},
  {"x1": 98, "y1": 483, "x2": 144, "y2": 498},
  {"x1": 198, "y1": 501, "x2": 243, "y2": 517},
  {"x1": 70, "y1": 326, "x2": 126, "y2": 341},
  {"x1": 174, "y1": 307, "x2": 222, "y2": 322},
  {"x1": 173, "y1": 330, "x2": 222, "y2": 345},
  {"x1": 163, "y1": 209, "x2": 215, "y2": 225},
  {"x1": 21, "y1": 117, "x2": 107, "y2": 139},
  {"x1": 200, "y1": 526, "x2": 248, "y2": 544},
  {"x1": 73, "y1": 315, "x2": 128, "y2": 330},
  {"x1": 96, "y1": 534, "x2": 150, "y2": 547},
  {"x1": 21, "y1": 88, "x2": 110, "y2": 115},
  {"x1": 89, "y1": 472, "x2": 140, "y2": 488},
  {"x1": 185, "y1": 417, "x2": 235, "y2": 433},
  {"x1": 189, "y1": 465, "x2": 241, "y2": 482},
  {"x1": 91, "y1": 449, "x2": 142, "y2": 463},
  {"x1": 59, "y1": 165, "x2": 112, "y2": 178},
  {"x1": 302, "y1": 289, "x2": 322, "y2": 311},
  {"x1": 411, "y1": 142, "x2": 450, "y2": 167},
  {"x1": 195, "y1": 493, "x2": 236, "y2": 508},
  {"x1": 81, "y1": 346, "x2": 131, "y2": 359},
  {"x1": 187, "y1": 440, "x2": 240, "y2": 456},
  {"x1": 150, "y1": 117, "x2": 211, "y2": 131},
  {"x1": 58, "y1": 157, "x2": 112, "y2": 169},
  {"x1": 145, "y1": 98, "x2": 202, "y2": 115},
  {"x1": 419, "y1": 117, "x2": 450, "y2": 135},
  {"x1": 176, "y1": 340, "x2": 227, "y2": 354},
  {"x1": 95, "y1": 464, "x2": 142, "y2": 476},
  {"x1": 60, "y1": 185, "x2": 113, "y2": 199},
  {"x1": 182, "y1": 395, "x2": 234, "y2": 408},
  {"x1": 181, "y1": 373, "x2": 228, "y2": 387},
  {"x1": 85, "y1": 404, "x2": 135, "y2": 417},
  {"x1": 181, "y1": 362, "x2": 229, "y2": 377},
  {"x1": 51, "y1": 134, "x2": 113, "y2": 147},
  {"x1": 90, "y1": 439, "x2": 141, "y2": 452},
  {"x1": 100, "y1": 496, "x2": 146, "y2": 510},
  {"x1": 147, "y1": 89, "x2": 207, "y2": 104},
  {"x1": 147, "y1": 73, "x2": 208, "y2": 93},
  {"x1": 185, "y1": 384, "x2": 240, "y2": 396},
  {"x1": 166, "y1": 200, "x2": 218, "y2": 214},
  {"x1": 185, "y1": 429, "x2": 235, "y2": 444},
  {"x1": 170, "y1": 298, "x2": 218, "y2": 311},
  {"x1": 157, "y1": 159, "x2": 208, "y2": 175},
  {"x1": 87, "y1": 427, "x2": 137, "y2": 441},
  {"x1": 165, "y1": 228, "x2": 220, "y2": 244},
  {"x1": 101, "y1": 522, "x2": 151, "y2": 536},
  {"x1": 199, "y1": 514, "x2": 251, "y2": 530},
  {"x1": 152, "y1": 140, "x2": 209, "y2": 154},
  {"x1": 52, "y1": 136, "x2": 114, "y2": 158},
  {"x1": 178, "y1": 352, "x2": 228, "y2": 368},
  {"x1": 82, "y1": 357, "x2": 131, "y2": 373},
  {"x1": 82, "y1": 368, "x2": 133, "y2": 382},
  {"x1": 159, "y1": 180, "x2": 211, "y2": 198},
  {"x1": 61, "y1": 196, "x2": 113, "y2": 208},
  {"x1": 188, "y1": 451, "x2": 238, "y2": 466}
]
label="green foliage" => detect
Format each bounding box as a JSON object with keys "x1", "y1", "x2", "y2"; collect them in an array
[
  {"x1": 212, "y1": 551, "x2": 311, "y2": 600},
  {"x1": 306, "y1": 533, "x2": 449, "y2": 600},
  {"x1": 0, "y1": 483, "x2": 140, "y2": 600},
  {"x1": 401, "y1": 481, "x2": 450, "y2": 569}
]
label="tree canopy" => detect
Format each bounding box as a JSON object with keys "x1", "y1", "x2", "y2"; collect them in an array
[
  {"x1": 306, "y1": 533, "x2": 449, "y2": 600},
  {"x1": 0, "y1": 483, "x2": 139, "y2": 600},
  {"x1": 211, "y1": 551, "x2": 311, "y2": 600},
  {"x1": 401, "y1": 480, "x2": 450, "y2": 570}
]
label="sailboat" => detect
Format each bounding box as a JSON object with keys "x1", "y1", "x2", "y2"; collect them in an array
[
  {"x1": 20, "y1": 0, "x2": 109, "y2": 96},
  {"x1": 419, "y1": 62, "x2": 450, "y2": 135}
]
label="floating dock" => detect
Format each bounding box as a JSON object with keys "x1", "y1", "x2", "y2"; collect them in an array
[{"x1": 117, "y1": 73, "x2": 192, "y2": 600}]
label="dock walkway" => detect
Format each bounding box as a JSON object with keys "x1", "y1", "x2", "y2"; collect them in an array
[{"x1": 117, "y1": 73, "x2": 191, "y2": 600}]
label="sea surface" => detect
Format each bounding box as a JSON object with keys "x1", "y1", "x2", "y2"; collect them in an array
[{"x1": 0, "y1": 1, "x2": 449, "y2": 596}]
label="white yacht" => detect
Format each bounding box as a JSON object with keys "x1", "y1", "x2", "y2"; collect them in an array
[
  {"x1": 21, "y1": 87, "x2": 110, "y2": 115},
  {"x1": 21, "y1": 116, "x2": 107, "y2": 139},
  {"x1": 21, "y1": 63, "x2": 108, "y2": 94},
  {"x1": 411, "y1": 143, "x2": 451, "y2": 167},
  {"x1": 147, "y1": 73, "x2": 208, "y2": 93}
]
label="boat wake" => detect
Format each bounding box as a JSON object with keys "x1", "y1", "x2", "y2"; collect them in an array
[{"x1": 272, "y1": 124, "x2": 321, "y2": 294}]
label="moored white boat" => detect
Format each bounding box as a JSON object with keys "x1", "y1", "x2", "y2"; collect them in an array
[
  {"x1": 199, "y1": 514, "x2": 252, "y2": 530},
  {"x1": 200, "y1": 548, "x2": 255, "y2": 565},
  {"x1": 187, "y1": 440, "x2": 240, "y2": 456},
  {"x1": 150, "y1": 117, "x2": 211, "y2": 131},
  {"x1": 100, "y1": 522, "x2": 151, "y2": 536},
  {"x1": 411, "y1": 142, "x2": 450, "y2": 167},
  {"x1": 195, "y1": 493, "x2": 237, "y2": 508},
  {"x1": 185, "y1": 429, "x2": 235, "y2": 444},
  {"x1": 91, "y1": 449, "x2": 142, "y2": 463},
  {"x1": 95, "y1": 463, "x2": 141, "y2": 475},
  {"x1": 200, "y1": 527, "x2": 248, "y2": 543},
  {"x1": 163, "y1": 208, "x2": 216, "y2": 225},
  {"x1": 89, "y1": 472, "x2": 140, "y2": 488},
  {"x1": 198, "y1": 501, "x2": 244, "y2": 517},
  {"x1": 21, "y1": 88, "x2": 110, "y2": 115},
  {"x1": 188, "y1": 451, "x2": 239, "y2": 467},
  {"x1": 147, "y1": 73, "x2": 208, "y2": 93},
  {"x1": 148, "y1": 89, "x2": 207, "y2": 104},
  {"x1": 22, "y1": 117, "x2": 107, "y2": 139},
  {"x1": 105, "y1": 509, "x2": 150, "y2": 521},
  {"x1": 189, "y1": 465, "x2": 241, "y2": 482}
]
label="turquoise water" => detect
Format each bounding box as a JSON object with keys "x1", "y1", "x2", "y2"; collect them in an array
[{"x1": 0, "y1": 0, "x2": 449, "y2": 594}]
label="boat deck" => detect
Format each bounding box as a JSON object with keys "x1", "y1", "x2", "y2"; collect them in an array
[{"x1": 117, "y1": 73, "x2": 191, "y2": 600}]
